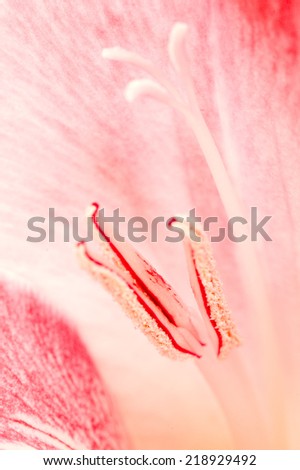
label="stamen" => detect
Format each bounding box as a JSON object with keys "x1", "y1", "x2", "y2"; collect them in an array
[
  {"x1": 167, "y1": 22, "x2": 200, "y2": 117},
  {"x1": 100, "y1": 21, "x2": 284, "y2": 444},
  {"x1": 125, "y1": 79, "x2": 172, "y2": 107},
  {"x1": 101, "y1": 21, "x2": 280, "y2": 364},
  {"x1": 170, "y1": 218, "x2": 240, "y2": 358},
  {"x1": 77, "y1": 204, "x2": 206, "y2": 359},
  {"x1": 102, "y1": 24, "x2": 241, "y2": 217},
  {"x1": 167, "y1": 22, "x2": 189, "y2": 76},
  {"x1": 101, "y1": 47, "x2": 182, "y2": 103}
]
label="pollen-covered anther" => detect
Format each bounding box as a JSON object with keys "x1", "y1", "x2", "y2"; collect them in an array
[
  {"x1": 170, "y1": 219, "x2": 240, "y2": 358},
  {"x1": 76, "y1": 205, "x2": 206, "y2": 359},
  {"x1": 77, "y1": 242, "x2": 195, "y2": 360}
]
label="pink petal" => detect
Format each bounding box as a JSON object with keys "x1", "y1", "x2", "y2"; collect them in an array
[{"x1": 0, "y1": 278, "x2": 123, "y2": 449}]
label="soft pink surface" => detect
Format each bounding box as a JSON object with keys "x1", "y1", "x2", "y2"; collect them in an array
[
  {"x1": 0, "y1": 1, "x2": 300, "y2": 448},
  {"x1": 0, "y1": 279, "x2": 123, "y2": 449}
]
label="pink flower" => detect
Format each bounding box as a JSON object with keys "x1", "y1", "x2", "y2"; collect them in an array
[{"x1": 1, "y1": 0, "x2": 300, "y2": 449}]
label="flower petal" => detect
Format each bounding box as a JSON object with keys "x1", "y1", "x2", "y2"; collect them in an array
[{"x1": 0, "y1": 279, "x2": 123, "y2": 449}]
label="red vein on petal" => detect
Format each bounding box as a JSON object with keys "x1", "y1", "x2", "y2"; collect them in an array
[{"x1": 5, "y1": 418, "x2": 75, "y2": 450}]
